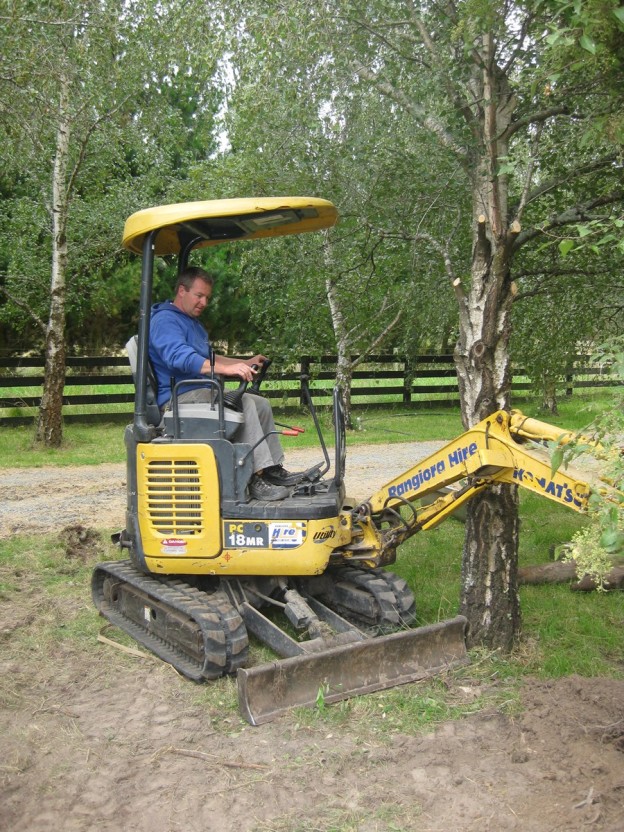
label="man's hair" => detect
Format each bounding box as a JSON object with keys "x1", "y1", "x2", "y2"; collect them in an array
[{"x1": 175, "y1": 267, "x2": 215, "y2": 294}]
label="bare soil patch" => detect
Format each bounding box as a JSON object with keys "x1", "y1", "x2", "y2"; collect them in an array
[
  {"x1": 1, "y1": 446, "x2": 623, "y2": 831},
  {"x1": 2, "y1": 645, "x2": 623, "y2": 832}
]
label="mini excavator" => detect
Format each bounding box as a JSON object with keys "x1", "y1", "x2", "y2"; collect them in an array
[{"x1": 92, "y1": 197, "x2": 610, "y2": 724}]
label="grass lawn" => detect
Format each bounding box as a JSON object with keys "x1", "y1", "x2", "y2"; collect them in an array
[{"x1": 0, "y1": 390, "x2": 616, "y2": 467}]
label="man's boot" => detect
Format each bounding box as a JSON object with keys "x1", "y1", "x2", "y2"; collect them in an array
[{"x1": 248, "y1": 473, "x2": 290, "y2": 501}]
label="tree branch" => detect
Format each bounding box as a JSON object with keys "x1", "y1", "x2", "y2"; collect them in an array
[
  {"x1": 502, "y1": 105, "x2": 570, "y2": 141},
  {"x1": 64, "y1": 92, "x2": 134, "y2": 204},
  {"x1": 515, "y1": 156, "x2": 621, "y2": 211},
  {"x1": 0, "y1": 284, "x2": 47, "y2": 335},
  {"x1": 513, "y1": 122, "x2": 543, "y2": 223},
  {"x1": 404, "y1": 0, "x2": 485, "y2": 137},
  {"x1": 513, "y1": 267, "x2": 610, "y2": 302},
  {"x1": 353, "y1": 62, "x2": 468, "y2": 160},
  {"x1": 514, "y1": 191, "x2": 624, "y2": 250},
  {"x1": 349, "y1": 17, "x2": 428, "y2": 66},
  {"x1": 0, "y1": 14, "x2": 84, "y2": 26},
  {"x1": 350, "y1": 310, "x2": 403, "y2": 371}
]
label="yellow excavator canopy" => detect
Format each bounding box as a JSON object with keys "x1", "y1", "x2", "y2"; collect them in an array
[{"x1": 122, "y1": 196, "x2": 338, "y2": 255}]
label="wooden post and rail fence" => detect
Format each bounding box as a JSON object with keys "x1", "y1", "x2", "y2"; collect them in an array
[{"x1": 0, "y1": 353, "x2": 619, "y2": 427}]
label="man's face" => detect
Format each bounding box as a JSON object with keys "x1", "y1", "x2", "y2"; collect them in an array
[{"x1": 176, "y1": 278, "x2": 213, "y2": 318}]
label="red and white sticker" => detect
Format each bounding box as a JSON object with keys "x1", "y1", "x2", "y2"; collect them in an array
[{"x1": 161, "y1": 537, "x2": 188, "y2": 555}]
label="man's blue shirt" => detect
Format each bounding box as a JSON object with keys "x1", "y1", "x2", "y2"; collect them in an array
[{"x1": 149, "y1": 301, "x2": 212, "y2": 407}]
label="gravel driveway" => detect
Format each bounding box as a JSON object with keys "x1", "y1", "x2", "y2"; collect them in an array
[{"x1": 0, "y1": 441, "x2": 445, "y2": 538}]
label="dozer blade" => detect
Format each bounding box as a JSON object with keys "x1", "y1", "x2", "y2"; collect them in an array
[{"x1": 237, "y1": 614, "x2": 468, "y2": 725}]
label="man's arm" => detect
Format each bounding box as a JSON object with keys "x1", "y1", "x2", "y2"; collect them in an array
[{"x1": 202, "y1": 354, "x2": 268, "y2": 382}]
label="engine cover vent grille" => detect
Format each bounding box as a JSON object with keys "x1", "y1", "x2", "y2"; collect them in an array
[{"x1": 145, "y1": 458, "x2": 203, "y2": 535}]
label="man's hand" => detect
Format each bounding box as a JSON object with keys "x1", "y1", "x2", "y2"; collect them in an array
[
  {"x1": 206, "y1": 353, "x2": 268, "y2": 382},
  {"x1": 246, "y1": 354, "x2": 268, "y2": 368},
  {"x1": 221, "y1": 361, "x2": 256, "y2": 382}
]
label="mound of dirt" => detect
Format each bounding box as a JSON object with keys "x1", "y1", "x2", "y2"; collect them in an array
[{"x1": 59, "y1": 524, "x2": 106, "y2": 561}]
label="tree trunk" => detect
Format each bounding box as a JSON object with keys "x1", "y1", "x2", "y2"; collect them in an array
[
  {"x1": 335, "y1": 354, "x2": 354, "y2": 430},
  {"x1": 324, "y1": 240, "x2": 354, "y2": 429},
  {"x1": 460, "y1": 482, "x2": 520, "y2": 650},
  {"x1": 518, "y1": 561, "x2": 578, "y2": 584},
  {"x1": 518, "y1": 561, "x2": 624, "y2": 591},
  {"x1": 36, "y1": 77, "x2": 70, "y2": 447},
  {"x1": 454, "y1": 239, "x2": 519, "y2": 649},
  {"x1": 323, "y1": 236, "x2": 401, "y2": 429},
  {"x1": 541, "y1": 372, "x2": 559, "y2": 415},
  {"x1": 454, "y1": 37, "x2": 521, "y2": 651}
]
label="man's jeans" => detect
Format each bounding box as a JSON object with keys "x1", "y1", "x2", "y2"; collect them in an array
[{"x1": 168, "y1": 389, "x2": 284, "y2": 474}]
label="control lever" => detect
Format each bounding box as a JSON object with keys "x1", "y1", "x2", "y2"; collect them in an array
[
  {"x1": 223, "y1": 375, "x2": 250, "y2": 413},
  {"x1": 248, "y1": 358, "x2": 272, "y2": 395},
  {"x1": 275, "y1": 422, "x2": 305, "y2": 434},
  {"x1": 223, "y1": 359, "x2": 272, "y2": 413}
]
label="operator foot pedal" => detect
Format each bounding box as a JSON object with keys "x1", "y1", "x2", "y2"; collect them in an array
[
  {"x1": 292, "y1": 464, "x2": 324, "y2": 495},
  {"x1": 302, "y1": 463, "x2": 323, "y2": 483},
  {"x1": 293, "y1": 482, "x2": 317, "y2": 496}
]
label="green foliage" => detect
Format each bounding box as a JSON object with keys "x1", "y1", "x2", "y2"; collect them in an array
[
  {"x1": 559, "y1": 217, "x2": 624, "y2": 258},
  {"x1": 199, "y1": 247, "x2": 262, "y2": 351},
  {"x1": 549, "y1": 338, "x2": 624, "y2": 576},
  {"x1": 543, "y1": 0, "x2": 624, "y2": 144},
  {"x1": 510, "y1": 268, "x2": 617, "y2": 408},
  {"x1": 564, "y1": 524, "x2": 619, "y2": 587},
  {"x1": 0, "y1": 0, "x2": 226, "y2": 352},
  {"x1": 192, "y1": 3, "x2": 469, "y2": 362}
]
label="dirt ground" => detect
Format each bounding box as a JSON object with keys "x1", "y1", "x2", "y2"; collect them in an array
[{"x1": 1, "y1": 444, "x2": 623, "y2": 831}]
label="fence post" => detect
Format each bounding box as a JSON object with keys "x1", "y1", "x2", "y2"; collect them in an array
[
  {"x1": 403, "y1": 355, "x2": 412, "y2": 405},
  {"x1": 299, "y1": 356, "x2": 310, "y2": 406}
]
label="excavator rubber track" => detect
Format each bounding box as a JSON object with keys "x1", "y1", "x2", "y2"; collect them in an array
[
  {"x1": 312, "y1": 566, "x2": 417, "y2": 633},
  {"x1": 91, "y1": 560, "x2": 248, "y2": 680}
]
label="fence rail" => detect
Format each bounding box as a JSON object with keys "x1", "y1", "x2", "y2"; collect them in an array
[{"x1": 0, "y1": 353, "x2": 619, "y2": 426}]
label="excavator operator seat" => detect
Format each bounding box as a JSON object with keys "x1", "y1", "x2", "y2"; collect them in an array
[
  {"x1": 162, "y1": 401, "x2": 244, "y2": 441},
  {"x1": 125, "y1": 336, "x2": 244, "y2": 440},
  {"x1": 126, "y1": 336, "x2": 162, "y2": 429}
]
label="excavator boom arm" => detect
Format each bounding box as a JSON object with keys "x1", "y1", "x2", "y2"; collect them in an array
[
  {"x1": 364, "y1": 410, "x2": 591, "y2": 516},
  {"x1": 336, "y1": 410, "x2": 609, "y2": 569}
]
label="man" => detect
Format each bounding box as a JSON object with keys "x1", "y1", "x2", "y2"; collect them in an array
[{"x1": 149, "y1": 266, "x2": 304, "y2": 501}]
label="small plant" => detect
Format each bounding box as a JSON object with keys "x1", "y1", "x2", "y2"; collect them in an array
[
  {"x1": 315, "y1": 682, "x2": 330, "y2": 713},
  {"x1": 550, "y1": 338, "x2": 624, "y2": 576}
]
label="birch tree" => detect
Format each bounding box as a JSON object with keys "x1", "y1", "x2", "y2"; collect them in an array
[
  {"x1": 0, "y1": 0, "x2": 222, "y2": 445},
  {"x1": 207, "y1": 34, "x2": 461, "y2": 427}
]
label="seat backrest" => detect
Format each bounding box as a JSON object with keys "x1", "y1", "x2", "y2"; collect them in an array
[
  {"x1": 162, "y1": 402, "x2": 244, "y2": 440},
  {"x1": 125, "y1": 335, "x2": 162, "y2": 428}
]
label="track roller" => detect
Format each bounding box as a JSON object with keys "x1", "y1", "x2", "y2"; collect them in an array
[{"x1": 304, "y1": 565, "x2": 417, "y2": 634}]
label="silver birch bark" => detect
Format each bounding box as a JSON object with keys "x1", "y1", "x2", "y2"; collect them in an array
[
  {"x1": 36, "y1": 75, "x2": 70, "y2": 446},
  {"x1": 453, "y1": 35, "x2": 521, "y2": 649}
]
